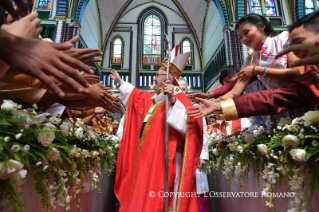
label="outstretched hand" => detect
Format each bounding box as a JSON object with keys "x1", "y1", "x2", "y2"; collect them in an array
[
  {"x1": 0, "y1": 31, "x2": 93, "y2": 97},
  {"x1": 64, "y1": 36, "x2": 103, "y2": 64},
  {"x1": 187, "y1": 97, "x2": 223, "y2": 119},
  {"x1": 110, "y1": 69, "x2": 122, "y2": 84},
  {"x1": 1, "y1": 12, "x2": 42, "y2": 39},
  {"x1": 187, "y1": 92, "x2": 210, "y2": 101},
  {"x1": 276, "y1": 44, "x2": 319, "y2": 67},
  {"x1": 80, "y1": 72, "x2": 100, "y2": 85}
]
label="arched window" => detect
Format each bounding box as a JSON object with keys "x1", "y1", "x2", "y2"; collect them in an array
[
  {"x1": 112, "y1": 38, "x2": 122, "y2": 64},
  {"x1": 305, "y1": 0, "x2": 319, "y2": 15},
  {"x1": 250, "y1": 0, "x2": 277, "y2": 16},
  {"x1": 38, "y1": 0, "x2": 51, "y2": 9},
  {"x1": 182, "y1": 39, "x2": 192, "y2": 65},
  {"x1": 143, "y1": 14, "x2": 161, "y2": 65}
]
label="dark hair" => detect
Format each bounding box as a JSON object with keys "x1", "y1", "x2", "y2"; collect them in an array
[
  {"x1": 219, "y1": 66, "x2": 240, "y2": 85},
  {"x1": 235, "y1": 14, "x2": 275, "y2": 36},
  {"x1": 208, "y1": 116, "x2": 216, "y2": 121},
  {"x1": 289, "y1": 10, "x2": 319, "y2": 34},
  {"x1": 109, "y1": 116, "x2": 114, "y2": 122}
]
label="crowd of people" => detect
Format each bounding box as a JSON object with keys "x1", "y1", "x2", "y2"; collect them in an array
[{"x1": 2, "y1": 1, "x2": 319, "y2": 212}]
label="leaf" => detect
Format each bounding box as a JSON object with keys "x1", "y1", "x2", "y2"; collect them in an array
[{"x1": 0, "y1": 119, "x2": 12, "y2": 126}]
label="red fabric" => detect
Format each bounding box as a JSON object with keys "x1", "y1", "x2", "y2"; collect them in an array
[
  {"x1": 197, "y1": 194, "x2": 211, "y2": 212},
  {"x1": 233, "y1": 71, "x2": 319, "y2": 118},
  {"x1": 114, "y1": 89, "x2": 203, "y2": 212},
  {"x1": 219, "y1": 119, "x2": 242, "y2": 135}
]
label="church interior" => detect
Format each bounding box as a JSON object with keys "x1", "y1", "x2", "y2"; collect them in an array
[{"x1": 1, "y1": 0, "x2": 319, "y2": 212}]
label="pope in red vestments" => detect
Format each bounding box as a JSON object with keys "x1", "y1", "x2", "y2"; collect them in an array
[{"x1": 112, "y1": 52, "x2": 203, "y2": 212}]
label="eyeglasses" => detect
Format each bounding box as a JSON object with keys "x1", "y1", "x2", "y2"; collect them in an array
[{"x1": 155, "y1": 73, "x2": 167, "y2": 77}]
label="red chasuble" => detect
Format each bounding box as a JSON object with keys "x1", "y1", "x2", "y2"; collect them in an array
[{"x1": 114, "y1": 88, "x2": 203, "y2": 212}]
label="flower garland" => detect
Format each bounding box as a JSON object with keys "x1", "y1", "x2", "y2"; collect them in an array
[
  {"x1": 207, "y1": 111, "x2": 319, "y2": 211},
  {"x1": 0, "y1": 100, "x2": 120, "y2": 211}
]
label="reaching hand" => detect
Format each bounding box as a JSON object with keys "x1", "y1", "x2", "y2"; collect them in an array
[
  {"x1": 0, "y1": 31, "x2": 93, "y2": 97},
  {"x1": 276, "y1": 44, "x2": 319, "y2": 67},
  {"x1": 1, "y1": 12, "x2": 42, "y2": 39},
  {"x1": 64, "y1": 36, "x2": 103, "y2": 64},
  {"x1": 85, "y1": 82, "x2": 121, "y2": 113},
  {"x1": 187, "y1": 97, "x2": 223, "y2": 119},
  {"x1": 187, "y1": 92, "x2": 210, "y2": 101},
  {"x1": 95, "y1": 107, "x2": 106, "y2": 114},
  {"x1": 80, "y1": 72, "x2": 100, "y2": 84},
  {"x1": 110, "y1": 69, "x2": 122, "y2": 84},
  {"x1": 237, "y1": 66, "x2": 255, "y2": 82},
  {"x1": 0, "y1": 0, "x2": 33, "y2": 23}
]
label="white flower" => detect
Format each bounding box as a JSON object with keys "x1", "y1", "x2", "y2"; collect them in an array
[
  {"x1": 15, "y1": 133, "x2": 22, "y2": 140},
  {"x1": 60, "y1": 121, "x2": 71, "y2": 136},
  {"x1": 0, "y1": 159, "x2": 24, "y2": 179},
  {"x1": 10, "y1": 169, "x2": 27, "y2": 187},
  {"x1": 304, "y1": 111, "x2": 319, "y2": 124},
  {"x1": 253, "y1": 129, "x2": 261, "y2": 137},
  {"x1": 290, "y1": 149, "x2": 306, "y2": 162},
  {"x1": 11, "y1": 145, "x2": 20, "y2": 152},
  {"x1": 236, "y1": 145, "x2": 244, "y2": 154},
  {"x1": 212, "y1": 148, "x2": 219, "y2": 156},
  {"x1": 74, "y1": 127, "x2": 84, "y2": 139},
  {"x1": 4, "y1": 136, "x2": 10, "y2": 142},
  {"x1": 48, "y1": 117, "x2": 61, "y2": 125},
  {"x1": 244, "y1": 132, "x2": 254, "y2": 144},
  {"x1": 37, "y1": 131, "x2": 55, "y2": 147},
  {"x1": 43, "y1": 165, "x2": 49, "y2": 170},
  {"x1": 75, "y1": 153, "x2": 80, "y2": 158},
  {"x1": 47, "y1": 147, "x2": 60, "y2": 161},
  {"x1": 282, "y1": 135, "x2": 299, "y2": 147},
  {"x1": 1, "y1": 100, "x2": 18, "y2": 113},
  {"x1": 292, "y1": 117, "x2": 303, "y2": 126},
  {"x1": 43, "y1": 123, "x2": 56, "y2": 131},
  {"x1": 228, "y1": 143, "x2": 236, "y2": 151},
  {"x1": 312, "y1": 140, "x2": 318, "y2": 147},
  {"x1": 81, "y1": 150, "x2": 89, "y2": 158},
  {"x1": 36, "y1": 161, "x2": 42, "y2": 167},
  {"x1": 257, "y1": 144, "x2": 268, "y2": 155},
  {"x1": 24, "y1": 145, "x2": 30, "y2": 151},
  {"x1": 69, "y1": 145, "x2": 79, "y2": 158},
  {"x1": 91, "y1": 151, "x2": 99, "y2": 158},
  {"x1": 277, "y1": 117, "x2": 292, "y2": 127}
]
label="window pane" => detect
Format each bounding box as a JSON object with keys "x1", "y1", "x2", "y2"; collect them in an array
[
  {"x1": 113, "y1": 38, "x2": 122, "y2": 64},
  {"x1": 265, "y1": 0, "x2": 277, "y2": 16},
  {"x1": 305, "y1": 0, "x2": 315, "y2": 15},
  {"x1": 250, "y1": 0, "x2": 262, "y2": 15},
  {"x1": 183, "y1": 40, "x2": 191, "y2": 65},
  {"x1": 143, "y1": 14, "x2": 161, "y2": 64},
  {"x1": 38, "y1": 0, "x2": 51, "y2": 9}
]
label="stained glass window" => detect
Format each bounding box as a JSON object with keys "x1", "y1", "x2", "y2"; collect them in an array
[
  {"x1": 250, "y1": 0, "x2": 262, "y2": 15},
  {"x1": 38, "y1": 0, "x2": 51, "y2": 9},
  {"x1": 182, "y1": 40, "x2": 192, "y2": 65},
  {"x1": 143, "y1": 15, "x2": 161, "y2": 64},
  {"x1": 305, "y1": 0, "x2": 318, "y2": 15},
  {"x1": 264, "y1": 0, "x2": 277, "y2": 16},
  {"x1": 112, "y1": 38, "x2": 122, "y2": 64}
]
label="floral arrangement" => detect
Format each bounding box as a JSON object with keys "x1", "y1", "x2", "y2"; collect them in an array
[
  {"x1": 0, "y1": 100, "x2": 120, "y2": 211},
  {"x1": 207, "y1": 111, "x2": 319, "y2": 212}
]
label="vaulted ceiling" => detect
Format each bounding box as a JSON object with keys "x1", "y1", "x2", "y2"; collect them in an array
[{"x1": 96, "y1": 0, "x2": 211, "y2": 51}]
